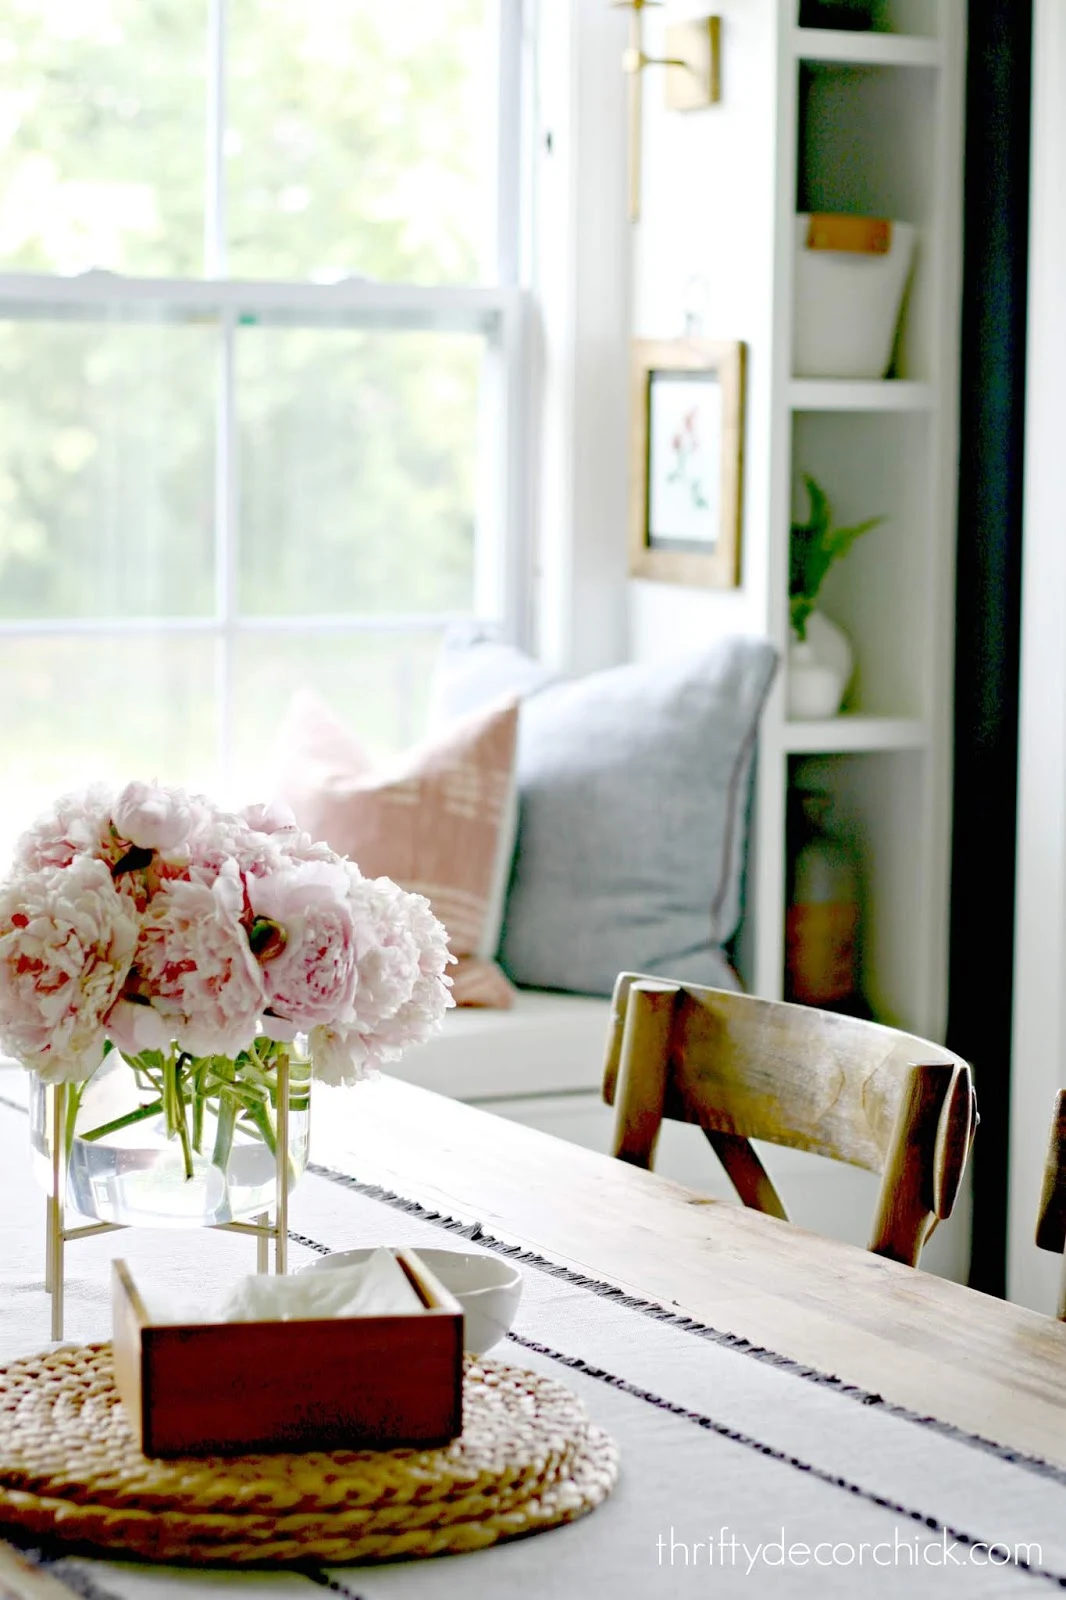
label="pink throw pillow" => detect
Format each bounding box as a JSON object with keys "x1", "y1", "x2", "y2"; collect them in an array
[{"x1": 274, "y1": 690, "x2": 519, "y2": 1008}]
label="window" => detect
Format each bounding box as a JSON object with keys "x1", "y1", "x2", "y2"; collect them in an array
[{"x1": 0, "y1": 0, "x2": 528, "y2": 845}]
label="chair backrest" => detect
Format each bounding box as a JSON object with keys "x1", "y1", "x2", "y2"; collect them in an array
[
  {"x1": 1035, "y1": 1088, "x2": 1066, "y2": 1318},
  {"x1": 602, "y1": 973, "x2": 977, "y2": 1266}
]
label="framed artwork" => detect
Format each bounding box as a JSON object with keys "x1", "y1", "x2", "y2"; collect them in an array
[{"x1": 629, "y1": 339, "x2": 745, "y2": 587}]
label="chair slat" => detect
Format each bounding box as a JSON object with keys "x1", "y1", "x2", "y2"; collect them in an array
[
  {"x1": 1036, "y1": 1089, "x2": 1066, "y2": 1256},
  {"x1": 603, "y1": 972, "x2": 976, "y2": 1267},
  {"x1": 702, "y1": 1130, "x2": 789, "y2": 1221},
  {"x1": 609, "y1": 980, "x2": 679, "y2": 1167}
]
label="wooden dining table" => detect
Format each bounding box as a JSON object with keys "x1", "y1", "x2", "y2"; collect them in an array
[
  {"x1": 3, "y1": 1066, "x2": 1066, "y2": 1598},
  {"x1": 324, "y1": 1075, "x2": 1066, "y2": 1472}
]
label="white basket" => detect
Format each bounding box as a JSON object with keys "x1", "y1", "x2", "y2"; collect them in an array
[{"x1": 792, "y1": 215, "x2": 916, "y2": 379}]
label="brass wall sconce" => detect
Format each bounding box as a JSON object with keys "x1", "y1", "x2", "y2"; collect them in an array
[{"x1": 613, "y1": 3, "x2": 722, "y2": 223}]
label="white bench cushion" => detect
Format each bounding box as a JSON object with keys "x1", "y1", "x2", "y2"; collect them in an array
[{"x1": 385, "y1": 988, "x2": 610, "y2": 1102}]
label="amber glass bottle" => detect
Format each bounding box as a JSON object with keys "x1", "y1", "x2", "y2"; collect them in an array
[{"x1": 785, "y1": 789, "x2": 866, "y2": 1014}]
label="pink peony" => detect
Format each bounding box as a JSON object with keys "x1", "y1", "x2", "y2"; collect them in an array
[
  {"x1": 239, "y1": 803, "x2": 338, "y2": 866},
  {"x1": 112, "y1": 781, "x2": 200, "y2": 853},
  {"x1": 0, "y1": 857, "x2": 138, "y2": 1082},
  {"x1": 104, "y1": 996, "x2": 171, "y2": 1056},
  {"x1": 185, "y1": 809, "x2": 286, "y2": 886},
  {"x1": 249, "y1": 858, "x2": 360, "y2": 1032},
  {"x1": 239, "y1": 800, "x2": 297, "y2": 835},
  {"x1": 363, "y1": 886, "x2": 454, "y2": 1059},
  {"x1": 2, "y1": 780, "x2": 453, "y2": 1085},
  {"x1": 14, "y1": 785, "x2": 115, "y2": 874},
  {"x1": 305, "y1": 876, "x2": 452, "y2": 1082},
  {"x1": 132, "y1": 861, "x2": 266, "y2": 1057},
  {"x1": 343, "y1": 872, "x2": 422, "y2": 1033},
  {"x1": 351, "y1": 875, "x2": 452, "y2": 1027},
  {"x1": 307, "y1": 1023, "x2": 370, "y2": 1087}
]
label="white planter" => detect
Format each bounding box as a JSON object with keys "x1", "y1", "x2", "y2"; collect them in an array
[
  {"x1": 788, "y1": 611, "x2": 854, "y2": 720},
  {"x1": 793, "y1": 215, "x2": 917, "y2": 379}
]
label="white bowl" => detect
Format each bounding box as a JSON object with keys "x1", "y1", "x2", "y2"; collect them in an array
[{"x1": 298, "y1": 1247, "x2": 523, "y2": 1355}]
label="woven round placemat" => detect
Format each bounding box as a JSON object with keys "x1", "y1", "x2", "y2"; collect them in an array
[{"x1": 0, "y1": 1342, "x2": 618, "y2": 1565}]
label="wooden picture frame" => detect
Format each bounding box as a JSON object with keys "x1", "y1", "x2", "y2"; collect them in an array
[{"x1": 629, "y1": 339, "x2": 745, "y2": 588}]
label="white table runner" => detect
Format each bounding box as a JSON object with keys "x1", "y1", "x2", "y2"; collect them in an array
[{"x1": 0, "y1": 1072, "x2": 1061, "y2": 1599}]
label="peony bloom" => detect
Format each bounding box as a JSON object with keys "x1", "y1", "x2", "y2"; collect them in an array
[
  {"x1": 112, "y1": 781, "x2": 200, "y2": 853},
  {"x1": 242, "y1": 805, "x2": 339, "y2": 871},
  {"x1": 239, "y1": 800, "x2": 297, "y2": 836},
  {"x1": 341, "y1": 872, "x2": 420, "y2": 1031},
  {"x1": 366, "y1": 886, "x2": 454, "y2": 1053},
  {"x1": 13, "y1": 785, "x2": 115, "y2": 874},
  {"x1": 185, "y1": 809, "x2": 286, "y2": 887},
  {"x1": 249, "y1": 858, "x2": 360, "y2": 1033},
  {"x1": 307, "y1": 1022, "x2": 368, "y2": 1087},
  {"x1": 0, "y1": 857, "x2": 138, "y2": 1081},
  {"x1": 132, "y1": 861, "x2": 266, "y2": 1057},
  {"x1": 305, "y1": 876, "x2": 454, "y2": 1079},
  {"x1": 3, "y1": 780, "x2": 453, "y2": 1088},
  {"x1": 104, "y1": 995, "x2": 171, "y2": 1056},
  {"x1": 307, "y1": 878, "x2": 452, "y2": 1084},
  {"x1": 353, "y1": 882, "x2": 454, "y2": 1068},
  {"x1": 351, "y1": 876, "x2": 452, "y2": 1025}
]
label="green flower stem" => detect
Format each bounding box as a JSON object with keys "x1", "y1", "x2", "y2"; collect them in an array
[
  {"x1": 210, "y1": 1054, "x2": 239, "y2": 1173},
  {"x1": 158, "y1": 1052, "x2": 195, "y2": 1181},
  {"x1": 161, "y1": 1053, "x2": 176, "y2": 1140},
  {"x1": 234, "y1": 1062, "x2": 277, "y2": 1093},
  {"x1": 172, "y1": 1055, "x2": 195, "y2": 1181},
  {"x1": 63, "y1": 1079, "x2": 84, "y2": 1170},
  {"x1": 243, "y1": 1096, "x2": 278, "y2": 1158},
  {"x1": 210, "y1": 1093, "x2": 238, "y2": 1171},
  {"x1": 78, "y1": 1099, "x2": 164, "y2": 1143},
  {"x1": 191, "y1": 1060, "x2": 206, "y2": 1153},
  {"x1": 69, "y1": 1044, "x2": 304, "y2": 1186}
]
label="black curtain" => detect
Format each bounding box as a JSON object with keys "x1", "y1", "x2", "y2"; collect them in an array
[{"x1": 948, "y1": 0, "x2": 1032, "y2": 1297}]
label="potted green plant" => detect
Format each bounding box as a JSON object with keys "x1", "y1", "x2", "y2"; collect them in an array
[{"x1": 788, "y1": 474, "x2": 882, "y2": 719}]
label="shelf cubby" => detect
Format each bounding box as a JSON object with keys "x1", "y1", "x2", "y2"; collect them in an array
[
  {"x1": 741, "y1": 0, "x2": 960, "y2": 1076},
  {"x1": 788, "y1": 750, "x2": 932, "y2": 1033},
  {"x1": 797, "y1": 59, "x2": 939, "y2": 379},
  {"x1": 794, "y1": 0, "x2": 943, "y2": 38},
  {"x1": 791, "y1": 409, "x2": 932, "y2": 719}
]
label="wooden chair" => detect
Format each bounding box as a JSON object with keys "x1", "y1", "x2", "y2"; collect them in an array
[
  {"x1": 602, "y1": 973, "x2": 977, "y2": 1267},
  {"x1": 1035, "y1": 1089, "x2": 1066, "y2": 1317}
]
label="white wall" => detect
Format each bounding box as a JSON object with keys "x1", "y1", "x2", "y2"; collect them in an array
[
  {"x1": 628, "y1": 0, "x2": 780, "y2": 662},
  {"x1": 531, "y1": 0, "x2": 631, "y2": 676},
  {"x1": 533, "y1": 0, "x2": 780, "y2": 676},
  {"x1": 1008, "y1": 0, "x2": 1066, "y2": 1314}
]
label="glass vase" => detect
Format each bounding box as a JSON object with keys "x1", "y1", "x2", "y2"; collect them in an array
[{"x1": 28, "y1": 1043, "x2": 312, "y2": 1229}]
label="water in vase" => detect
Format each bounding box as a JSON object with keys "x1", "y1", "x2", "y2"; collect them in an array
[{"x1": 28, "y1": 1051, "x2": 310, "y2": 1229}]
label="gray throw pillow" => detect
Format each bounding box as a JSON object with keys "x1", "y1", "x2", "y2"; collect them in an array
[{"x1": 430, "y1": 634, "x2": 777, "y2": 997}]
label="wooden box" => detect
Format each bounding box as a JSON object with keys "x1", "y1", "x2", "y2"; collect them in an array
[{"x1": 111, "y1": 1251, "x2": 464, "y2": 1458}]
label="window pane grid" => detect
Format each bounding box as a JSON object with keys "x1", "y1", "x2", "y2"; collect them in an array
[
  {"x1": 0, "y1": 615, "x2": 473, "y2": 636},
  {"x1": 0, "y1": 275, "x2": 512, "y2": 331},
  {"x1": 215, "y1": 304, "x2": 237, "y2": 781},
  {"x1": 205, "y1": 0, "x2": 227, "y2": 277},
  {"x1": 0, "y1": 2, "x2": 525, "y2": 842},
  {"x1": 0, "y1": 0, "x2": 513, "y2": 286}
]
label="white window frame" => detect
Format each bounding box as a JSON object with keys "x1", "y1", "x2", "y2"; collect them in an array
[{"x1": 0, "y1": 0, "x2": 532, "y2": 779}]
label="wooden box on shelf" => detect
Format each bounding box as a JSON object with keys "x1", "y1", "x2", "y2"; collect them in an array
[{"x1": 111, "y1": 1252, "x2": 464, "y2": 1459}]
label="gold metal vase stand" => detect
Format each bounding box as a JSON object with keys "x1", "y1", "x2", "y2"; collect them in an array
[{"x1": 44, "y1": 1054, "x2": 291, "y2": 1342}]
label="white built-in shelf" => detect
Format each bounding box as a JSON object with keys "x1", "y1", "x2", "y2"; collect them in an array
[
  {"x1": 792, "y1": 30, "x2": 943, "y2": 69},
  {"x1": 779, "y1": 716, "x2": 929, "y2": 755},
  {"x1": 789, "y1": 379, "x2": 935, "y2": 412},
  {"x1": 740, "y1": 1, "x2": 962, "y2": 1054}
]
